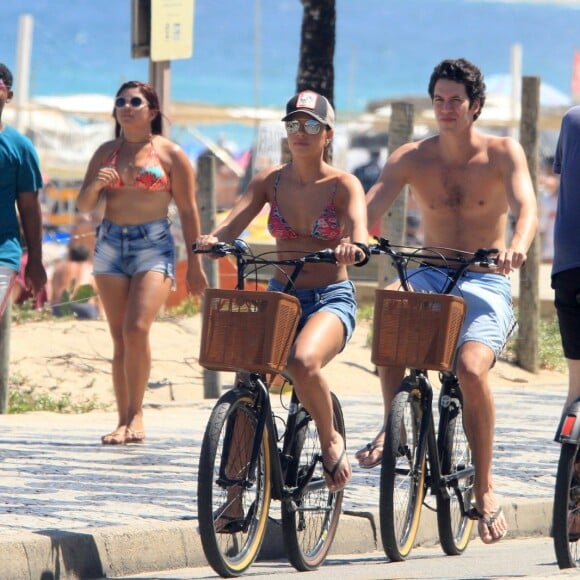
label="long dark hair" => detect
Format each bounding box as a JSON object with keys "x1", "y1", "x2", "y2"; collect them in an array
[{"x1": 113, "y1": 81, "x2": 163, "y2": 137}]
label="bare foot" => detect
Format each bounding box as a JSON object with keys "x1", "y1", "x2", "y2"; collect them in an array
[
  {"x1": 473, "y1": 492, "x2": 508, "y2": 544},
  {"x1": 355, "y1": 431, "x2": 385, "y2": 468},
  {"x1": 322, "y1": 435, "x2": 351, "y2": 492}
]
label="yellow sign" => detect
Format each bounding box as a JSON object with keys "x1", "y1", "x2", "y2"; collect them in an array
[{"x1": 151, "y1": 0, "x2": 194, "y2": 62}]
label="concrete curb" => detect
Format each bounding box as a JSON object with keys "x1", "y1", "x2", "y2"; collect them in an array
[{"x1": 1, "y1": 499, "x2": 553, "y2": 580}]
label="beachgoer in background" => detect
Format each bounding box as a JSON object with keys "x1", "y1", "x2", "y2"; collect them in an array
[
  {"x1": 76, "y1": 80, "x2": 208, "y2": 445},
  {"x1": 0, "y1": 63, "x2": 46, "y2": 317},
  {"x1": 197, "y1": 90, "x2": 369, "y2": 493},
  {"x1": 538, "y1": 155, "x2": 559, "y2": 263},
  {"x1": 50, "y1": 242, "x2": 99, "y2": 319},
  {"x1": 362, "y1": 58, "x2": 537, "y2": 544},
  {"x1": 353, "y1": 149, "x2": 381, "y2": 194}
]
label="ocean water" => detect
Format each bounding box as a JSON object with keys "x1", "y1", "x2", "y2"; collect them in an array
[{"x1": 3, "y1": 0, "x2": 580, "y2": 151}]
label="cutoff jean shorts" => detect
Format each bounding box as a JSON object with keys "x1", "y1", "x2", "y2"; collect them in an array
[
  {"x1": 267, "y1": 279, "x2": 357, "y2": 349},
  {"x1": 93, "y1": 218, "x2": 175, "y2": 284},
  {"x1": 404, "y1": 266, "x2": 517, "y2": 359},
  {"x1": 552, "y1": 267, "x2": 580, "y2": 359}
]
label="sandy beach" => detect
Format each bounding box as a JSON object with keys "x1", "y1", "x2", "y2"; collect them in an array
[{"x1": 7, "y1": 312, "x2": 567, "y2": 413}]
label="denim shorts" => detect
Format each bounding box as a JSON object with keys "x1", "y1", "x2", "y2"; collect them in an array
[
  {"x1": 404, "y1": 267, "x2": 517, "y2": 359},
  {"x1": 267, "y1": 279, "x2": 357, "y2": 348},
  {"x1": 93, "y1": 218, "x2": 175, "y2": 282},
  {"x1": 552, "y1": 267, "x2": 580, "y2": 359}
]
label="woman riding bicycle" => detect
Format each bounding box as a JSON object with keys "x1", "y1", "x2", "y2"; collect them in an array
[{"x1": 196, "y1": 90, "x2": 368, "y2": 493}]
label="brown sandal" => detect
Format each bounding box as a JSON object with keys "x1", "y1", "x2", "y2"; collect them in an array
[
  {"x1": 101, "y1": 429, "x2": 126, "y2": 445},
  {"x1": 126, "y1": 429, "x2": 146, "y2": 444}
]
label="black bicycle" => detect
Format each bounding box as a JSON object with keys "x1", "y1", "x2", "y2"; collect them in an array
[
  {"x1": 553, "y1": 396, "x2": 580, "y2": 568},
  {"x1": 369, "y1": 237, "x2": 498, "y2": 562},
  {"x1": 193, "y1": 240, "x2": 347, "y2": 577}
]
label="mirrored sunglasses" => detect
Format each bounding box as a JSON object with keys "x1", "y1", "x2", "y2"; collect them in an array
[
  {"x1": 115, "y1": 96, "x2": 146, "y2": 109},
  {"x1": 285, "y1": 119, "x2": 323, "y2": 135}
]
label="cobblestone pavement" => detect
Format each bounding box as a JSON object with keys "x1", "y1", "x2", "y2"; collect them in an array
[{"x1": 0, "y1": 380, "x2": 564, "y2": 536}]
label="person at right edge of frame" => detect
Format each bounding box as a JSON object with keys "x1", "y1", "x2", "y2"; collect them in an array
[
  {"x1": 551, "y1": 104, "x2": 580, "y2": 538},
  {"x1": 360, "y1": 58, "x2": 538, "y2": 545}
]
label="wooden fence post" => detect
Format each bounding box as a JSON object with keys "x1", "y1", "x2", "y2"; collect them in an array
[
  {"x1": 517, "y1": 76, "x2": 541, "y2": 373},
  {"x1": 197, "y1": 155, "x2": 222, "y2": 398},
  {"x1": 0, "y1": 301, "x2": 11, "y2": 413},
  {"x1": 377, "y1": 102, "x2": 415, "y2": 286}
]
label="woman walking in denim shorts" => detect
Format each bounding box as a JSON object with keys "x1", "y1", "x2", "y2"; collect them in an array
[{"x1": 77, "y1": 81, "x2": 208, "y2": 445}]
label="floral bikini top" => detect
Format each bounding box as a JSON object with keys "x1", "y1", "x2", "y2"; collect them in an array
[
  {"x1": 103, "y1": 139, "x2": 171, "y2": 191},
  {"x1": 268, "y1": 169, "x2": 343, "y2": 241}
]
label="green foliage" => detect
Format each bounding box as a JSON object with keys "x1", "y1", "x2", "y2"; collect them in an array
[
  {"x1": 11, "y1": 299, "x2": 52, "y2": 324},
  {"x1": 356, "y1": 303, "x2": 374, "y2": 322},
  {"x1": 503, "y1": 316, "x2": 566, "y2": 372},
  {"x1": 8, "y1": 387, "x2": 106, "y2": 414},
  {"x1": 8, "y1": 372, "x2": 107, "y2": 414},
  {"x1": 167, "y1": 296, "x2": 201, "y2": 317}
]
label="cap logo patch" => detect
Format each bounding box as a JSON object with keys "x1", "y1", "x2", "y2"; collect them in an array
[{"x1": 296, "y1": 92, "x2": 318, "y2": 110}]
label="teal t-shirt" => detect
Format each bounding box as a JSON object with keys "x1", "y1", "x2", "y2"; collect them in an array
[{"x1": 0, "y1": 125, "x2": 43, "y2": 271}]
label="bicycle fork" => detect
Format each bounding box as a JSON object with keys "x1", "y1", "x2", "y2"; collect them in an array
[
  {"x1": 435, "y1": 374, "x2": 475, "y2": 515},
  {"x1": 218, "y1": 376, "x2": 275, "y2": 493}
]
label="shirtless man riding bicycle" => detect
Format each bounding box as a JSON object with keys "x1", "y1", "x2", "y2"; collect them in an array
[{"x1": 361, "y1": 58, "x2": 538, "y2": 544}]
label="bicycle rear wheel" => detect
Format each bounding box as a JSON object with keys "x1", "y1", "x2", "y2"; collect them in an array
[
  {"x1": 197, "y1": 389, "x2": 272, "y2": 578},
  {"x1": 436, "y1": 386, "x2": 475, "y2": 555},
  {"x1": 281, "y1": 391, "x2": 345, "y2": 571},
  {"x1": 380, "y1": 385, "x2": 425, "y2": 561},
  {"x1": 553, "y1": 443, "x2": 580, "y2": 569}
]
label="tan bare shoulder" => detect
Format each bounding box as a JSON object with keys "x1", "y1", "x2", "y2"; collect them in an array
[
  {"x1": 333, "y1": 168, "x2": 365, "y2": 193},
  {"x1": 483, "y1": 133, "x2": 526, "y2": 166},
  {"x1": 386, "y1": 135, "x2": 438, "y2": 171},
  {"x1": 92, "y1": 138, "x2": 121, "y2": 161}
]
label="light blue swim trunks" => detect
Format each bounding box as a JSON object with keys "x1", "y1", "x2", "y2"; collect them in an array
[{"x1": 404, "y1": 266, "x2": 517, "y2": 359}]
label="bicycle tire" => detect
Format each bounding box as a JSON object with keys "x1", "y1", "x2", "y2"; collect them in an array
[
  {"x1": 281, "y1": 391, "x2": 345, "y2": 571},
  {"x1": 436, "y1": 388, "x2": 475, "y2": 555},
  {"x1": 197, "y1": 389, "x2": 272, "y2": 578},
  {"x1": 553, "y1": 442, "x2": 580, "y2": 569},
  {"x1": 380, "y1": 386, "x2": 426, "y2": 561}
]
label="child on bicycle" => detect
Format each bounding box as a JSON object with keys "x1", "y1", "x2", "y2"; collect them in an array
[{"x1": 196, "y1": 90, "x2": 369, "y2": 493}]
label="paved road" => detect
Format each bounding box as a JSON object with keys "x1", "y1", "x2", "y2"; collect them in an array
[
  {"x1": 108, "y1": 537, "x2": 578, "y2": 579},
  {"x1": 0, "y1": 378, "x2": 568, "y2": 579}
]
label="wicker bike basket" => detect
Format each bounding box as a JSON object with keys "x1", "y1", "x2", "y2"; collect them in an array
[
  {"x1": 371, "y1": 290, "x2": 466, "y2": 372},
  {"x1": 199, "y1": 289, "x2": 301, "y2": 374}
]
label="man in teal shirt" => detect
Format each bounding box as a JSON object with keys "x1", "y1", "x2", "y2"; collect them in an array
[{"x1": 0, "y1": 63, "x2": 46, "y2": 315}]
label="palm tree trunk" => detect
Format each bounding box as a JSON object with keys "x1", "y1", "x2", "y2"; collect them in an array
[{"x1": 297, "y1": 0, "x2": 336, "y2": 104}]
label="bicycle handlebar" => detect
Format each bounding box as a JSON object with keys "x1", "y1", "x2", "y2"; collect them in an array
[
  {"x1": 192, "y1": 240, "x2": 342, "y2": 292},
  {"x1": 369, "y1": 237, "x2": 499, "y2": 293}
]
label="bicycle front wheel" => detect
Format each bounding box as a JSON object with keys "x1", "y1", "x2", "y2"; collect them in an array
[
  {"x1": 553, "y1": 443, "x2": 580, "y2": 569},
  {"x1": 436, "y1": 390, "x2": 474, "y2": 555},
  {"x1": 281, "y1": 391, "x2": 345, "y2": 571},
  {"x1": 197, "y1": 389, "x2": 272, "y2": 578},
  {"x1": 380, "y1": 386, "x2": 425, "y2": 561}
]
